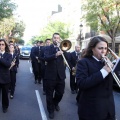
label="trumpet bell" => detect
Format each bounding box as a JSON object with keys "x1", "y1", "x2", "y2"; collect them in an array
[{"x1": 60, "y1": 40, "x2": 72, "y2": 51}]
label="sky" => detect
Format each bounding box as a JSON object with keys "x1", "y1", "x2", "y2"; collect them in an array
[{"x1": 13, "y1": 0, "x2": 59, "y2": 42}]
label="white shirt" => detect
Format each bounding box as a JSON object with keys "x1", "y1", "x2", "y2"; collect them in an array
[
  {"x1": 1, "y1": 51, "x2": 5, "y2": 55},
  {"x1": 92, "y1": 56, "x2": 108, "y2": 78}
]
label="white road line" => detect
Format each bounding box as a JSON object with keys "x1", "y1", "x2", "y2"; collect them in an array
[
  {"x1": 35, "y1": 90, "x2": 47, "y2": 120},
  {"x1": 28, "y1": 60, "x2": 29, "y2": 63},
  {"x1": 29, "y1": 67, "x2": 32, "y2": 73}
]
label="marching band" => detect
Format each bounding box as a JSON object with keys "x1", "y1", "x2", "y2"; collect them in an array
[{"x1": 0, "y1": 34, "x2": 118, "y2": 120}]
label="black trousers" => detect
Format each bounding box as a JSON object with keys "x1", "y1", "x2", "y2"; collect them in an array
[
  {"x1": 10, "y1": 71, "x2": 16, "y2": 95},
  {"x1": 0, "y1": 83, "x2": 10, "y2": 109},
  {"x1": 32, "y1": 62, "x2": 41, "y2": 82},
  {"x1": 70, "y1": 71, "x2": 76, "y2": 91},
  {"x1": 46, "y1": 75, "x2": 65, "y2": 113},
  {"x1": 41, "y1": 64, "x2": 46, "y2": 92}
]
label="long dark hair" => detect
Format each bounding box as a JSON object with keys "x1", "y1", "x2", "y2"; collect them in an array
[
  {"x1": 83, "y1": 36, "x2": 108, "y2": 58},
  {"x1": 0, "y1": 39, "x2": 10, "y2": 52}
]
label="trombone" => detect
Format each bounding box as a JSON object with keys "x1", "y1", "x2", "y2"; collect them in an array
[
  {"x1": 56, "y1": 39, "x2": 72, "y2": 70},
  {"x1": 102, "y1": 48, "x2": 120, "y2": 87}
]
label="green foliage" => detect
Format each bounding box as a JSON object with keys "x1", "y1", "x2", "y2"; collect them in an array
[
  {"x1": 0, "y1": 0, "x2": 16, "y2": 21},
  {"x1": 0, "y1": 17, "x2": 15, "y2": 37},
  {"x1": 0, "y1": 17, "x2": 25, "y2": 42},
  {"x1": 11, "y1": 20, "x2": 25, "y2": 38},
  {"x1": 29, "y1": 21, "x2": 72, "y2": 44},
  {"x1": 82, "y1": 0, "x2": 120, "y2": 37}
]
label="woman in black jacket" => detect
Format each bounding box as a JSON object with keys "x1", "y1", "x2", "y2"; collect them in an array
[
  {"x1": 9, "y1": 44, "x2": 19, "y2": 99},
  {"x1": 0, "y1": 39, "x2": 12, "y2": 113},
  {"x1": 76, "y1": 36, "x2": 115, "y2": 120}
]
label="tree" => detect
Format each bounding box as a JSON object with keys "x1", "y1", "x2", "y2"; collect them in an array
[
  {"x1": 29, "y1": 21, "x2": 72, "y2": 44},
  {"x1": 0, "y1": 17, "x2": 15, "y2": 38},
  {"x1": 82, "y1": 0, "x2": 120, "y2": 51},
  {"x1": 10, "y1": 20, "x2": 25, "y2": 38},
  {"x1": 0, "y1": 0, "x2": 16, "y2": 21},
  {"x1": 0, "y1": 17, "x2": 25, "y2": 44}
]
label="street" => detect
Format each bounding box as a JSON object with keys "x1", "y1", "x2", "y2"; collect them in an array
[{"x1": 0, "y1": 60, "x2": 120, "y2": 120}]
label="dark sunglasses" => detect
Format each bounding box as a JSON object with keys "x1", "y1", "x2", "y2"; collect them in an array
[{"x1": 0, "y1": 44, "x2": 5, "y2": 46}]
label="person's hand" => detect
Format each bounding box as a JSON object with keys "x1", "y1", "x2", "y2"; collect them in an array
[
  {"x1": 72, "y1": 67, "x2": 75, "y2": 71},
  {"x1": 36, "y1": 56, "x2": 38, "y2": 59},
  {"x1": 104, "y1": 56, "x2": 113, "y2": 68},
  {"x1": 102, "y1": 56, "x2": 113, "y2": 73},
  {"x1": 11, "y1": 62, "x2": 15, "y2": 66},
  {"x1": 56, "y1": 51, "x2": 63, "y2": 57}
]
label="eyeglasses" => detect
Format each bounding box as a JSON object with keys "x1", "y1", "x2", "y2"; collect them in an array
[{"x1": 0, "y1": 44, "x2": 5, "y2": 46}]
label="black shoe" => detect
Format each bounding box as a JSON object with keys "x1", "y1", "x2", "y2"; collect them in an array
[
  {"x1": 54, "y1": 105, "x2": 60, "y2": 111},
  {"x1": 71, "y1": 90, "x2": 76, "y2": 94},
  {"x1": 49, "y1": 112, "x2": 54, "y2": 119},
  {"x1": 3, "y1": 108, "x2": 8, "y2": 113},
  {"x1": 10, "y1": 95, "x2": 14, "y2": 99}
]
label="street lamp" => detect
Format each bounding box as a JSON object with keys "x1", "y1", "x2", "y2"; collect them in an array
[{"x1": 79, "y1": 24, "x2": 83, "y2": 47}]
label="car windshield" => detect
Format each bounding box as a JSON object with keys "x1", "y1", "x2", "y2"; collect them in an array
[{"x1": 21, "y1": 47, "x2": 31, "y2": 50}]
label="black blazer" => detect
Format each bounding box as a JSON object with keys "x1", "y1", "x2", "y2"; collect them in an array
[
  {"x1": 30, "y1": 46, "x2": 36, "y2": 60},
  {"x1": 0, "y1": 52, "x2": 12, "y2": 84},
  {"x1": 69, "y1": 51, "x2": 78, "y2": 69},
  {"x1": 76, "y1": 57, "x2": 115, "y2": 120},
  {"x1": 39, "y1": 46, "x2": 46, "y2": 67},
  {"x1": 10, "y1": 53, "x2": 19, "y2": 73},
  {"x1": 44, "y1": 44, "x2": 66, "y2": 80}
]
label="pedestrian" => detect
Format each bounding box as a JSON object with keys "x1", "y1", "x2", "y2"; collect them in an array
[
  {"x1": 9, "y1": 44, "x2": 19, "y2": 99},
  {"x1": 76, "y1": 36, "x2": 115, "y2": 120},
  {"x1": 44, "y1": 33, "x2": 68, "y2": 119},
  {"x1": 69, "y1": 45, "x2": 81, "y2": 94},
  {"x1": 0, "y1": 39, "x2": 12, "y2": 113},
  {"x1": 39, "y1": 39, "x2": 51, "y2": 95}
]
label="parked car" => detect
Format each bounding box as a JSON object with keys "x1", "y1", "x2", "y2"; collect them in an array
[{"x1": 20, "y1": 46, "x2": 32, "y2": 59}]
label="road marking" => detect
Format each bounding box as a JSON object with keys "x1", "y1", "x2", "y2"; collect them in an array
[
  {"x1": 35, "y1": 90, "x2": 47, "y2": 120},
  {"x1": 30, "y1": 67, "x2": 33, "y2": 73}
]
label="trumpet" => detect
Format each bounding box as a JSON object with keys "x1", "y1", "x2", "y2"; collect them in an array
[
  {"x1": 9, "y1": 56, "x2": 16, "y2": 70},
  {"x1": 102, "y1": 48, "x2": 120, "y2": 87}
]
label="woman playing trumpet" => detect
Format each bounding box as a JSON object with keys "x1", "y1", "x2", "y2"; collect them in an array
[
  {"x1": 76, "y1": 36, "x2": 115, "y2": 120},
  {"x1": 9, "y1": 44, "x2": 19, "y2": 99}
]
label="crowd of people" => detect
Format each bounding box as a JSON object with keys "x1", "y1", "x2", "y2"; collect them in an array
[
  {"x1": 0, "y1": 39, "x2": 20, "y2": 113},
  {"x1": 0, "y1": 33, "x2": 116, "y2": 120}
]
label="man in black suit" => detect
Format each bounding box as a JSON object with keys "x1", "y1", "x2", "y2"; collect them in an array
[
  {"x1": 69, "y1": 45, "x2": 81, "y2": 94},
  {"x1": 30, "y1": 43, "x2": 37, "y2": 83},
  {"x1": 44, "y1": 33, "x2": 68, "y2": 119},
  {"x1": 39, "y1": 39, "x2": 51, "y2": 95},
  {"x1": 32, "y1": 41, "x2": 43, "y2": 84}
]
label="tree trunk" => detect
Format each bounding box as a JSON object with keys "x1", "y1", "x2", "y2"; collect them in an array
[{"x1": 111, "y1": 37, "x2": 115, "y2": 52}]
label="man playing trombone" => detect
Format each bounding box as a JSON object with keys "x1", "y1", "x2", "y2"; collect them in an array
[
  {"x1": 44, "y1": 33, "x2": 70, "y2": 119},
  {"x1": 76, "y1": 36, "x2": 116, "y2": 120}
]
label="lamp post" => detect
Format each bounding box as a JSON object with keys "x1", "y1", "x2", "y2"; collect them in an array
[{"x1": 79, "y1": 24, "x2": 83, "y2": 47}]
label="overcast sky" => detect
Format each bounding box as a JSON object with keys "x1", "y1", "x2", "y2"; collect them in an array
[{"x1": 14, "y1": 0, "x2": 59, "y2": 42}]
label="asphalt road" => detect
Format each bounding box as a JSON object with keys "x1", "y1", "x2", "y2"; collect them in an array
[{"x1": 0, "y1": 60, "x2": 120, "y2": 120}]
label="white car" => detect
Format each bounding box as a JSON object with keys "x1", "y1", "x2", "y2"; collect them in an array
[{"x1": 20, "y1": 46, "x2": 32, "y2": 59}]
